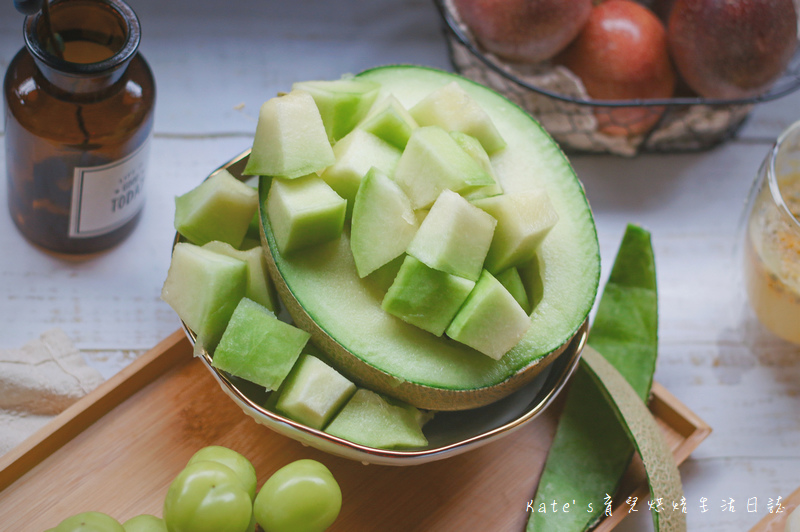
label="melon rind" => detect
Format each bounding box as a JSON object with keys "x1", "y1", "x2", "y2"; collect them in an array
[{"x1": 258, "y1": 66, "x2": 600, "y2": 410}]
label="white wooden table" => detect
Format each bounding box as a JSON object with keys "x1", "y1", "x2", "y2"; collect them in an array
[{"x1": 1, "y1": 0, "x2": 799, "y2": 530}]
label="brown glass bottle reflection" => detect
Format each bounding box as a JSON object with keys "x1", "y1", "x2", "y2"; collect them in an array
[{"x1": 4, "y1": 0, "x2": 155, "y2": 254}]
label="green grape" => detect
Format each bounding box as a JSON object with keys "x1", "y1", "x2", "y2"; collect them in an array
[
  {"x1": 186, "y1": 445, "x2": 258, "y2": 501},
  {"x1": 51, "y1": 512, "x2": 125, "y2": 532},
  {"x1": 253, "y1": 459, "x2": 341, "y2": 532},
  {"x1": 122, "y1": 514, "x2": 168, "y2": 532},
  {"x1": 163, "y1": 460, "x2": 252, "y2": 532}
]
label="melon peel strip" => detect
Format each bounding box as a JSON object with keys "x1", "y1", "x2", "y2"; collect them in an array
[{"x1": 581, "y1": 345, "x2": 686, "y2": 532}]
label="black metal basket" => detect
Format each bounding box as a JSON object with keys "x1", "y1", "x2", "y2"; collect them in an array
[{"x1": 434, "y1": 0, "x2": 800, "y2": 156}]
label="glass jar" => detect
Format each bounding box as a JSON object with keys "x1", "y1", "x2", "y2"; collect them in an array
[
  {"x1": 742, "y1": 120, "x2": 800, "y2": 344},
  {"x1": 4, "y1": 0, "x2": 155, "y2": 254}
]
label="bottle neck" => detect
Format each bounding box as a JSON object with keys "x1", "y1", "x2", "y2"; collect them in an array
[{"x1": 23, "y1": 0, "x2": 141, "y2": 95}]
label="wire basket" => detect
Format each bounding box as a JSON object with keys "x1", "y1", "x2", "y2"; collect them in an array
[{"x1": 435, "y1": 0, "x2": 800, "y2": 156}]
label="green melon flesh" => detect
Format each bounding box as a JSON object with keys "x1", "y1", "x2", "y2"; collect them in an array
[
  {"x1": 273, "y1": 354, "x2": 357, "y2": 430},
  {"x1": 174, "y1": 169, "x2": 258, "y2": 248},
  {"x1": 350, "y1": 167, "x2": 418, "y2": 278},
  {"x1": 212, "y1": 298, "x2": 310, "y2": 391},
  {"x1": 292, "y1": 79, "x2": 380, "y2": 143},
  {"x1": 201, "y1": 240, "x2": 278, "y2": 312},
  {"x1": 243, "y1": 89, "x2": 335, "y2": 179},
  {"x1": 266, "y1": 174, "x2": 346, "y2": 255},
  {"x1": 451, "y1": 131, "x2": 503, "y2": 200},
  {"x1": 406, "y1": 189, "x2": 496, "y2": 282},
  {"x1": 446, "y1": 270, "x2": 531, "y2": 360},
  {"x1": 381, "y1": 255, "x2": 475, "y2": 337},
  {"x1": 260, "y1": 66, "x2": 600, "y2": 404},
  {"x1": 495, "y1": 267, "x2": 531, "y2": 314},
  {"x1": 319, "y1": 129, "x2": 401, "y2": 217},
  {"x1": 393, "y1": 125, "x2": 495, "y2": 209},
  {"x1": 324, "y1": 389, "x2": 428, "y2": 449},
  {"x1": 161, "y1": 243, "x2": 248, "y2": 354},
  {"x1": 473, "y1": 189, "x2": 560, "y2": 274},
  {"x1": 410, "y1": 81, "x2": 506, "y2": 154},
  {"x1": 357, "y1": 95, "x2": 418, "y2": 150}
]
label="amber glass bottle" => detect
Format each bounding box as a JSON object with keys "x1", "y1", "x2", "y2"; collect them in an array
[{"x1": 4, "y1": 0, "x2": 155, "y2": 254}]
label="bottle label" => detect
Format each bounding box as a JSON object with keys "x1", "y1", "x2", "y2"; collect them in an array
[{"x1": 68, "y1": 140, "x2": 149, "y2": 238}]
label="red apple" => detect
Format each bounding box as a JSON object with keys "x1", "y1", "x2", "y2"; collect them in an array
[
  {"x1": 556, "y1": 0, "x2": 677, "y2": 136},
  {"x1": 668, "y1": 0, "x2": 798, "y2": 99},
  {"x1": 452, "y1": 0, "x2": 593, "y2": 63}
]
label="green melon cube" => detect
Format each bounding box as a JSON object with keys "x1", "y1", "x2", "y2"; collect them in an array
[
  {"x1": 202, "y1": 240, "x2": 278, "y2": 312},
  {"x1": 245, "y1": 211, "x2": 260, "y2": 242},
  {"x1": 174, "y1": 169, "x2": 258, "y2": 248},
  {"x1": 266, "y1": 174, "x2": 346, "y2": 255},
  {"x1": 410, "y1": 81, "x2": 506, "y2": 154},
  {"x1": 351, "y1": 167, "x2": 419, "y2": 278},
  {"x1": 382, "y1": 255, "x2": 475, "y2": 337},
  {"x1": 274, "y1": 354, "x2": 357, "y2": 430},
  {"x1": 239, "y1": 236, "x2": 261, "y2": 251},
  {"x1": 406, "y1": 189, "x2": 496, "y2": 282},
  {"x1": 161, "y1": 243, "x2": 248, "y2": 353},
  {"x1": 393, "y1": 126, "x2": 494, "y2": 210},
  {"x1": 446, "y1": 270, "x2": 531, "y2": 360},
  {"x1": 292, "y1": 79, "x2": 380, "y2": 143},
  {"x1": 243, "y1": 89, "x2": 335, "y2": 179},
  {"x1": 212, "y1": 298, "x2": 311, "y2": 390},
  {"x1": 357, "y1": 95, "x2": 418, "y2": 150},
  {"x1": 320, "y1": 129, "x2": 401, "y2": 217},
  {"x1": 472, "y1": 189, "x2": 559, "y2": 273},
  {"x1": 450, "y1": 131, "x2": 503, "y2": 200},
  {"x1": 495, "y1": 266, "x2": 531, "y2": 314},
  {"x1": 324, "y1": 389, "x2": 428, "y2": 449}
]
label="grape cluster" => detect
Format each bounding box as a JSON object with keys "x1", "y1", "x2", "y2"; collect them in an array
[{"x1": 45, "y1": 447, "x2": 342, "y2": 532}]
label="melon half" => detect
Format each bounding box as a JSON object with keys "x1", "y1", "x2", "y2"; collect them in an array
[{"x1": 258, "y1": 66, "x2": 600, "y2": 410}]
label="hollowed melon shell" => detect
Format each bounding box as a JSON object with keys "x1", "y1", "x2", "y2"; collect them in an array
[{"x1": 258, "y1": 65, "x2": 600, "y2": 410}]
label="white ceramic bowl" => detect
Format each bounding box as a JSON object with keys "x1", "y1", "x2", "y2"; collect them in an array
[{"x1": 177, "y1": 150, "x2": 587, "y2": 466}]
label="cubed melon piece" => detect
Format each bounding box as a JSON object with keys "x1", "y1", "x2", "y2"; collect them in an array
[
  {"x1": 393, "y1": 126, "x2": 494, "y2": 209},
  {"x1": 161, "y1": 243, "x2": 248, "y2": 353},
  {"x1": 324, "y1": 389, "x2": 428, "y2": 449},
  {"x1": 410, "y1": 81, "x2": 506, "y2": 154},
  {"x1": 320, "y1": 129, "x2": 401, "y2": 217},
  {"x1": 351, "y1": 167, "x2": 419, "y2": 278},
  {"x1": 212, "y1": 298, "x2": 311, "y2": 390},
  {"x1": 292, "y1": 79, "x2": 380, "y2": 143},
  {"x1": 450, "y1": 131, "x2": 503, "y2": 200},
  {"x1": 472, "y1": 189, "x2": 559, "y2": 273},
  {"x1": 174, "y1": 169, "x2": 258, "y2": 248},
  {"x1": 495, "y1": 267, "x2": 531, "y2": 314},
  {"x1": 273, "y1": 354, "x2": 357, "y2": 430},
  {"x1": 202, "y1": 240, "x2": 278, "y2": 312},
  {"x1": 357, "y1": 95, "x2": 418, "y2": 150},
  {"x1": 245, "y1": 211, "x2": 261, "y2": 242},
  {"x1": 266, "y1": 174, "x2": 346, "y2": 255},
  {"x1": 406, "y1": 189, "x2": 496, "y2": 282},
  {"x1": 239, "y1": 236, "x2": 261, "y2": 251},
  {"x1": 243, "y1": 89, "x2": 335, "y2": 179},
  {"x1": 446, "y1": 270, "x2": 531, "y2": 360},
  {"x1": 382, "y1": 255, "x2": 475, "y2": 337}
]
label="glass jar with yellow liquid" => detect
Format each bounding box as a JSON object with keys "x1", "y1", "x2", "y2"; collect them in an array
[{"x1": 743, "y1": 121, "x2": 800, "y2": 344}]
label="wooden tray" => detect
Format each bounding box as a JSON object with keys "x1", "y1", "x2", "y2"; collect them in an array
[
  {"x1": 0, "y1": 330, "x2": 711, "y2": 531},
  {"x1": 750, "y1": 485, "x2": 800, "y2": 531}
]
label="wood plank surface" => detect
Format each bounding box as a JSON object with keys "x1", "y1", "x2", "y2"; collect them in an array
[{"x1": 0, "y1": 332, "x2": 708, "y2": 532}]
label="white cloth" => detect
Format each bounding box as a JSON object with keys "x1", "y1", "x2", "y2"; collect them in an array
[{"x1": 0, "y1": 329, "x2": 104, "y2": 455}]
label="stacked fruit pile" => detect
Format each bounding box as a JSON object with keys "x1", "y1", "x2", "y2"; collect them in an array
[
  {"x1": 451, "y1": 0, "x2": 798, "y2": 136},
  {"x1": 162, "y1": 65, "x2": 601, "y2": 449}
]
